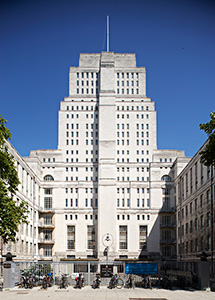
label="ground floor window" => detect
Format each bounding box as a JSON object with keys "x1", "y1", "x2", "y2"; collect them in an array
[
  {"x1": 119, "y1": 225, "x2": 127, "y2": 249},
  {"x1": 139, "y1": 225, "x2": 147, "y2": 250},
  {"x1": 87, "y1": 225, "x2": 96, "y2": 249},
  {"x1": 67, "y1": 225, "x2": 75, "y2": 249}
]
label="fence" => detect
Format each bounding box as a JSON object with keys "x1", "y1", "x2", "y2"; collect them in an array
[
  {"x1": 15, "y1": 260, "x2": 126, "y2": 286},
  {"x1": 14, "y1": 260, "x2": 213, "y2": 288}
]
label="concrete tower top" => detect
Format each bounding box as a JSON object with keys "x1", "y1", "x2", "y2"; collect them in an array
[{"x1": 78, "y1": 52, "x2": 138, "y2": 68}]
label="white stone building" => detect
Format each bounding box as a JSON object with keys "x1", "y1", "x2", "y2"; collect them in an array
[{"x1": 5, "y1": 51, "x2": 195, "y2": 262}]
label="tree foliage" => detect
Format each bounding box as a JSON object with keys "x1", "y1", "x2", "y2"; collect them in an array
[
  {"x1": 199, "y1": 111, "x2": 215, "y2": 167},
  {"x1": 0, "y1": 115, "x2": 28, "y2": 244}
]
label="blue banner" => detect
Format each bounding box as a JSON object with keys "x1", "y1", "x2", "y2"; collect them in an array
[{"x1": 125, "y1": 263, "x2": 158, "y2": 275}]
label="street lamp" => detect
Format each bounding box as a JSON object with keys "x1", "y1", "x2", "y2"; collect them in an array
[{"x1": 102, "y1": 233, "x2": 113, "y2": 264}]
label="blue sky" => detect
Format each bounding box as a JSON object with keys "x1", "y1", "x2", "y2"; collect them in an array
[{"x1": 0, "y1": 0, "x2": 214, "y2": 157}]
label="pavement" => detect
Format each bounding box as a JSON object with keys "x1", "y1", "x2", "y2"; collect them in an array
[{"x1": 0, "y1": 285, "x2": 215, "y2": 300}]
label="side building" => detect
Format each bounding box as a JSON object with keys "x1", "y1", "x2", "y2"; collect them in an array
[{"x1": 175, "y1": 141, "x2": 215, "y2": 263}]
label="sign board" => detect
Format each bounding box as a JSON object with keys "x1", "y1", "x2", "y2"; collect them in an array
[
  {"x1": 125, "y1": 263, "x2": 158, "y2": 275},
  {"x1": 4, "y1": 263, "x2": 11, "y2": 269},
  {"x1": 100, "y1": 265, "x2": 113, "y2": 277}
]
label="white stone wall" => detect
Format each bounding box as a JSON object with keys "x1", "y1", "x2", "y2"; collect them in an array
[{"x1": 5, "y1": 51, "x2": 193, "y2": 262}]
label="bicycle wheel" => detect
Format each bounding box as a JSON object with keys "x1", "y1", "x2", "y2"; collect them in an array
[{"x1": 116, "y1": 278, "x2": 123, "y2": 289}]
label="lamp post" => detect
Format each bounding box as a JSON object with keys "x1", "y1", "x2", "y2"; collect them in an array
[{"x1": 102, "y1": 233, "x2": 113, "y2": 264}]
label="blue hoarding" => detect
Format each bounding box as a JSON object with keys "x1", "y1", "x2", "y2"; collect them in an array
[{"x1": 125, "y1": 263, "x2": 158, "y2": 275}]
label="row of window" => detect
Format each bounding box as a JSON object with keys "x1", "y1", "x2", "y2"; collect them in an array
[
  {"x1": 66, "y1": 167, "x2": 98, "y2": 172},
  {"x1": 179, "y1": 236, "x2": 211, "y2": 254},
  {"x1": 117, "y1": 150, "x2": 149, "y2": 156},
  {"x1": 66, "y1": 113, "x2": 98, "y2": 119},
  {"x1": 117, "y1": 124, "x2": 149, "y2": 130},
  {"x1": 116, "y1": 114, "x2": 149, "y2": 119},
  {"x1": 116, "y1": 105, "x2": 149, "y2": 111},
  {"x1": 77, "y1": 88, "x2": 98, "y2": 94},
  {"x1": 116, "y1": 158, "x2": 150, "y2": 163},
  {"x1": 77, "y1": 72, "x2": 99, "y2": 79},
  {"x1": 65, "y1": 198, "x2": 98, "y2": 208},
  {"x1": 65, "y1": 175, "x2": 151, "y2": 181},
  {"x1": 117, "y1": 198, "x2": 150, "y2": 208},
  {"x1": 117, "y1": 214, "x2": 150, "y2": 220},
  {"x1": 179, "y1": 163, "x2": 211, "y2": 200},
  {"x1": 117, "y1": 73, "x2": 139, "y2": 79},
  {"x1": 117, "y1": 81, "x2": 138, "y2": 87},
  {"x1": 65, "y1": 150, "x2": 98, "y2": 155},
  {"x1": 66, "y1": 177, "x2": 98, "y2": 181},
  {"x1": 66, "y1": 123, "x2": 98, "y2": 130},
  {"x1": 76, "y1": 80, "x2": 98, "y2": 87},
  {"x1": 178, "y1": 212, "x2": 210, "y2": 236},
  {"x1": 66, "y1": 139, "x2": 150, "y2": 147},
  {"x1": 66, "y1": 139, "x2": 99, "y2": 146},
  {"x1": 117, "y1": 177, "x2": 150, "y2": 181},
  {"x1": 117, "y1": 188, "x2": 150, "y2": 193},
  {"x1": 160, "y1": 158, "x2": 172, "y2": 163},
  {"x1": 42, "y1": 158, "x2": 56, "y2": 163},
  {"x1": 178, "y1": 190, "x2": 211, "y2": 219},
  {"x1": 116, "y1": 88, "x2": 139, "y2": 95},
  {"x1": 65, "y1": 188, "x2": 98, "y2": 194},
  {"x1": 66, "y1": 105, "x2": 98, "y2": 111},
  {"x1": 65, "y1": 214, "x2": 96, "y2": 221},
  {"x1": 117, "y1": 131, "x2": 149, "y2": 137},
  {"x1": 116, "y1": 139, "x2": 150, "y2": 146},
  {"x1": 66, "y1": 224, "x2": 147, "y2": 251}
]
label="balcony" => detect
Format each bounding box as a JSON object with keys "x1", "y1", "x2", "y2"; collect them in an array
[
  {"x1": 38, "y1": 221, "x2": 55, "y2": 229},
  {"x1": 160, "y1": 223, "x2": 176, "y2": 228},
  {"x1": 160, "y1": 207, "x2": 176, "y2": 213},
  {"x1": 160, "y1": 238, "x2": 176, "y2": 245},
  {"x1": 38, "y1": 238, "x2": 55, "y2": 244},
  {"x1": 39, "y1": 207, "x2": 55, "y2": 214}
]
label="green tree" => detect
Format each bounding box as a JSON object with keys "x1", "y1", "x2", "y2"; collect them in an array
[
  {"x1": 0, "y1": 115, "x2": 28, "y2": 244},
  {"x1": 199, "y1": 111, "x2": 215, "y2": 167}
]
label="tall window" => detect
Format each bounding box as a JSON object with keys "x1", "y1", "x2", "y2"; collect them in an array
[
  {"x1": 87, "y1": 225, "x2": 96, "y2": 249},
  {"x1": 139, "y1": 226, "x2": 147, "y2": 250},
  {"x1": 67, "y1": 226, "x2": 75, "y2": 249},
  {"x1": 119, "y1": 226, "x2": 127, "y2": 249},
  {"x1": 43, "y1": 230, "x2": 52, "y2": 241},
  {"x1": 44, "y1": 197, "x2": 52, "y2": 210},
  {"x1": 43, "y1": 215, "x2": 52, "y2": 225},
  {"x1": 43, "y1": 245, "x2": 52, "y2": 257}
]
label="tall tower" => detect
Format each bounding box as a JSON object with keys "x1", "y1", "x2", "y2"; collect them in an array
[{"x1": 57, "y1": 51, "x2": 158, "y2": 260}]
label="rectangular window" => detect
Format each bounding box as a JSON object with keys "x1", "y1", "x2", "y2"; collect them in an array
[
  {"x1": 119, "y1": 226, "x2": 127, "y2": 249},
  {"x1": 67, "y1": 226, "x2": 75, "y2": 249},
  {"x1": 87, "y1": 225, "x2": 96, "y2": 249},
  {"x1": 44, "y1": 197, "x2": 52, "y2": 210},
  {"x1": 43, "y1": 245, "x2": 52, "y2": 257},
  {"x1": 139, "y1": 226, "x2": 147, "y2": 250}
]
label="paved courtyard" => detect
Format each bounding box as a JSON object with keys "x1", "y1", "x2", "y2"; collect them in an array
[{"x1": 1, "y1": 286, "x2": 215, "y2": 300}]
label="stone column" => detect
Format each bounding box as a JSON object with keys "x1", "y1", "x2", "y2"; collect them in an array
[{"x1": 98, "y1": 52, "x2": 117, "y2": 260}]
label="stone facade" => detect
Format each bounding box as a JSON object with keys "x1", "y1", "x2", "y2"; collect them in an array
[
  {"x1": 4, "y1": 51, "x2": 212, "y2": 263},
  {"x1": 174, "y1": 141, "x2": 215, "y2": 262}
]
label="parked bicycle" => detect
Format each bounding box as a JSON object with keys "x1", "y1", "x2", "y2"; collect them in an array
[
  {"x1": 19, "y1": 271, "x2": 33, "y2": 289},
  {"x1": 91, "y1": 274, "x2": 101, "y2": 289},
  {"x1": 108, "y1": 274, "x2": 124, "y2": 289},
  {"x1": 59, "y1": 273, "x2": 69, "y2": 289},
  {"x1": 124, "y1": 274, "x2": 134, "y2": 288},
  {"x1": 74, "y1": 273, "x2": 85, "y2": 289},
  {"x1": 41, "y1": 273, "x2": 53, "y2": 289}
]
